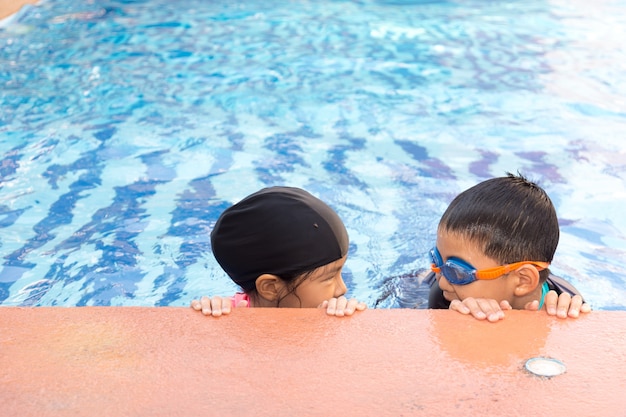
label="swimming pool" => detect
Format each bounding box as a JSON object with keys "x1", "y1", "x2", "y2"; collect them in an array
[{"x1": 1, "y1": 0, "x2": 625, "y2": 309}]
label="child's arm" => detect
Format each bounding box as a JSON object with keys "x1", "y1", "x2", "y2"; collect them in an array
[
  {"x1": 190, "y1": 295, "x2": 248, "y2": 317},
  {"x1": 319, "y1": 296, "x2": 367, "y2": 317}
]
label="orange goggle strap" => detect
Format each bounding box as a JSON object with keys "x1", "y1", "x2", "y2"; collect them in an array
[
  {"x1": 431, "y1": 261, "x2": 550, "y2": 280},
  {"x1": 474, "y1": 261, "x2": 550, "y2": 280}
]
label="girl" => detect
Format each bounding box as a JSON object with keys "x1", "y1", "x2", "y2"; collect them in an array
[{"x1": 191, "y1": 186, "x2": 366, "y2": 317}]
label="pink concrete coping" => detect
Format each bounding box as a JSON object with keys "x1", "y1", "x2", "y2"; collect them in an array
[{"x1": 1, "y1": 307, "x2": 625, "y2": 416}]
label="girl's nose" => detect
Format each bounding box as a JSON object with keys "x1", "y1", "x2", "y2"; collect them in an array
[{"x1": 335, "y1": 275, "x2": 347, "y2": 297}]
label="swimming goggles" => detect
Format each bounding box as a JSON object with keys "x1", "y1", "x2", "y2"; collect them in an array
[{"x1": 429, "y1": 247, "x2": 549, "y2": 285}]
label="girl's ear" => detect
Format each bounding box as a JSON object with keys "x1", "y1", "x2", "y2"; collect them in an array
[
  {"x1": 513, "y1": 264, "x2": 541, "y2": 296},
  {"x1": 255, "y1": 274, "x2": 284, "y2": 302}
]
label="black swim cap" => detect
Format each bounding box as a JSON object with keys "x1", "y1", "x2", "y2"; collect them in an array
[{"x1": 210, "y1": 186, "x2": 349, "y2": 292}]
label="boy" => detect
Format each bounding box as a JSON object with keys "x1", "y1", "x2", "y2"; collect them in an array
[{"x1": 427, "y1": 173, "x2": 590, "y2": 322}]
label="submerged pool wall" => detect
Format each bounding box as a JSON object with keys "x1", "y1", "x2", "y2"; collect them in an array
[{"x1": 1, "y1": 308, "x2": 626, "y2": 416}]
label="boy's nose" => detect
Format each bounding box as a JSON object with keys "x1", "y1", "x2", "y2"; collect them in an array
[{"x1": 437, "y1": 274, "x2": 454, "y2": 292}]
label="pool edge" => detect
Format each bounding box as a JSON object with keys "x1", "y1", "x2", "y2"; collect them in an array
[{"x1": 1, "y1": 307, "x2": 625, "y2": 416}]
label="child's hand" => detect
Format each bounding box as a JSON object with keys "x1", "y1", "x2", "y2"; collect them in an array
[
  {"x1": 190, "y1": 296, "x2": 247, "y2": 317},
  {"x1": 449, "y1": 297, "x2": 512, "y2": 323},
  {"x1": 524, "y1": 291, "x2": 591, "y2": 318},
  {"x1": 319, "y1": 296, "x2": 367, "y2": 317}
]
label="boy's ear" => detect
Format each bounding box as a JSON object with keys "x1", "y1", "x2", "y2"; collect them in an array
[
  {"x1": 255, "y1": 274, "x2": 284, "y2": 302},
  {"x1": 512, "y1": 264, "x2": 541, "y2": 296}
]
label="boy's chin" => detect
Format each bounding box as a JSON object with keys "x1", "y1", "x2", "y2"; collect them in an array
[{"x1": 442, "y1": 291, "x2": 459, "y2": 302}]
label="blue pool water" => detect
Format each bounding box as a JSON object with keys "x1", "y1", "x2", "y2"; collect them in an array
[{"x1": 1, "y1": 0, "x2": 625, "y2": 309}]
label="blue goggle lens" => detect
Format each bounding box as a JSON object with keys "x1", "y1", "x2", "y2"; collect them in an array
[
  {"x1": 430, "y1": 247, "x2": 478, "y2": 285},
  {"x1": 440, "y1": 261, "x2": 476, "y2": 285}
]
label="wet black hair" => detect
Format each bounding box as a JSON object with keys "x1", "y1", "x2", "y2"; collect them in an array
[
  {"x1": 210, "y1": 186, "x2": 349, "y2": 293},
  {"x1": 438, "y1": 172, "x2": 559, "y2": 281}
]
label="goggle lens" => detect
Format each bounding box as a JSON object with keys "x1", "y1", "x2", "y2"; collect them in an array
[
  {"x1": 431, "y1": 247, "x2": 475, "y2": 285},
  {"x1": 439, "y1": 261, "x2": 477, "y2": 285}
]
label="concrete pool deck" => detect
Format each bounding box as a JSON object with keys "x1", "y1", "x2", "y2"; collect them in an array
[{"x1": 1, "y1": 308, "x2": 625, "y2": 416}]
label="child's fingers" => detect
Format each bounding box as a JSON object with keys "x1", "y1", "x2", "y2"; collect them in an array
[
  {"x1": 476, "y1": 299, "x2": 505, "y2": 322},
  {"x1": 325, "y1": 297, "x2": 338, "y2": 316},
  {"x1": 543, "y1": 290, "x2": 559, "y2": 316},
  {"x1": 321, "y1": 298, "x2": 366, "y2": 316},
  {"x1": 200, "y1": 296, "x2": 213, "y2": 316},
  {"x1": 567, "y1": 295, "x2": 585, "y2": 318},
  {"x1": 452, "y1": 298, "x2": 504, "y2": 322},
  {"x1": 335, "y1": 295, "x2": 348, "y2": 317},
  {"x1": 449, "y1": 299, "x2": 472, "y2": 315},
  {"x1": 538, "y1": 292, "x2": 590, "y2": 318},
  {"x1": 343, "y1": 298, "x2": 367, "y2": 315},
  {"x1": 333, "y1": 296, "x2": 347, "y2": 317},
  {"x1": 556, "y1": 293, "x2": 572, "y2": 319},
  {"x1": 208, "y1": 296, "x2": 230, "y2": 317},
  {"x1": 190, "y1": 299, "x2": 202, "y2": 311},
  {"x1": 523, "y1": 299, "x2": 540, "y2": 311},
  {"x1": 220, "y1": 296, "x2": 232, "y2": 314}
]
